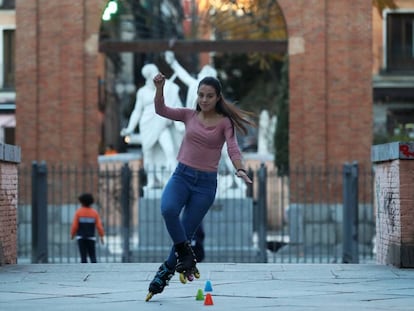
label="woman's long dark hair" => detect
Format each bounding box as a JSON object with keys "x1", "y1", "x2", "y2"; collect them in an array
[{"x1": 196, "y1": 76, "x2": 256, "y2": 135}]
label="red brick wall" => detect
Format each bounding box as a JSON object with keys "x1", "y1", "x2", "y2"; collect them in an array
[
  {"x1": 0, "y1": 160, "x2": 19, "y2": 265},
  {"x1": 16, "y1": 0, "x2": 373, "y2": 170},
  {"x1": 373, "y1": 143, "x2": 414, "y2": 267},
  {"x1": 374, "y1": 160, "x2": 402, "y2": 266},
  {"x1": 399, "y1": 161, "x2": 414, "y2": 248}
]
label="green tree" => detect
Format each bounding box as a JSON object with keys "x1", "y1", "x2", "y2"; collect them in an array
[
  {"x1": 213, "y1": 53, "x2": 282, "y2": 116},
  {"x1": 274, "y1": 57, "x2": 289, "y2": 175},
  {"x1": 201, "y1": 0, "x2": 287, "y2": 120},
  {"x1": 198, "y1": 0, "x2": 286, "y2": 70}
]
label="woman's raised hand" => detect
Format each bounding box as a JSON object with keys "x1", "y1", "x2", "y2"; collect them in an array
[{"x1": 153, "y1": 73, "x2": 165, "y2": 88}]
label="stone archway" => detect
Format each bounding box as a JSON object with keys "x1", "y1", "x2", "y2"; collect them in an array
[
  {"x1": 16, "y1": 0, "x2": 372, "y2": 168},
  {"x1": 95, "y1": 0, "x2": 373, "y2": 170}
]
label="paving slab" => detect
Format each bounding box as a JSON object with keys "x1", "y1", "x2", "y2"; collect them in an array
[{"x1": 0, "y1": 263, "x2": 413, "y2": 311}]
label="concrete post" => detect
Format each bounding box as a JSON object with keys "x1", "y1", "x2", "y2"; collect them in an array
[
  {"x1": 31, "y1": 161, "x2": 48, "y2": 263},
  {"x1": 121, "y1": 163, "x2": 131, "y2": 263},
  {"x1": 342, "y1": 162, "x2": 359, "y2": 263},
  {"x1": 256, "y1": 163, "x2": 268, "y2": 263}
]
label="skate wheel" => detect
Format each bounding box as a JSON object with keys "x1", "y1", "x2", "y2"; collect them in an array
[
  {"x1": 145, "y1": 292, "x2": 154, "y2": 302},
  {"x1": 179, "y1": 273, "x2": 187, "y2": 284},
  {"x1": 187, "y1": 274, "x2": 194, "y2": 282},
  {"x1": 194, "y1": 271, "x2": 200, "y2": 279}
]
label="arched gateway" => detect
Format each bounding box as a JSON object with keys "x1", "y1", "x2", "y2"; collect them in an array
[{"x1": 16, "y1": 0, "x2": 372, "y2": 169}]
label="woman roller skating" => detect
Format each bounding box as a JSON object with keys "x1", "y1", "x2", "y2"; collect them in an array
[{"x1": 146, "y1": 72, "x2": 254, "y2": 302}]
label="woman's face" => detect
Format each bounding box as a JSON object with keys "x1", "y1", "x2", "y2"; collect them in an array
[{"x1": 197, "y1": 84, "x2": 219, "y2": 113}]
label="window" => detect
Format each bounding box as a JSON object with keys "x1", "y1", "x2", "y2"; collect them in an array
[
  {"x1": 0, "y1": 0, "x2": 15, "y2": 10},
  {"x1": 385, "y1": 11, "x2": 414, "y2": 71},
  {"x1": 3, "y1": 29, "x2": 14, "y2": 89},
  {"x1": 4, "y1": 126, "x2": 14, "y2": 144}
]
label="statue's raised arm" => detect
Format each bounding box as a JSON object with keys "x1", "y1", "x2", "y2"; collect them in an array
[
  {"x1": 164, "y1": 51, "x2": 196, "y2": 87},
  {"x1": 164, "y1": 51, "x2": 217, "y2": 108}
]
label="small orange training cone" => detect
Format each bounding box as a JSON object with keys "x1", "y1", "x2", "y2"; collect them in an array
[{"x1": 204, "y1": 293, "x2": 214, "y2": 306}]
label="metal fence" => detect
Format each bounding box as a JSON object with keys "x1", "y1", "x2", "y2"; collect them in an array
[{"x1": 17, "y1": 161, "x2": 375, "y2": 264}]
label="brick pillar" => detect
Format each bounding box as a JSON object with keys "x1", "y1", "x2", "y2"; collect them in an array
[
  {"x1": 372, "y1": 142, "x2": 414, "y2": 268},
  {"x1": 15, "y1": 0, "x2": 105, "y2": 165},
  {"x1": 277, "y1": 0, "x2": 373, "y2": 249},
  {"x1": 0, "y1": 144, "x2": 21, "y2": 265},
  {"x1": 278, "y1": 0, "x2": 373, "y2": 169}
]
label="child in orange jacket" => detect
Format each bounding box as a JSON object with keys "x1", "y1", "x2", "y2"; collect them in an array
[{"x1": 71, "y1": 193, "x2": 105, "y2": 263}]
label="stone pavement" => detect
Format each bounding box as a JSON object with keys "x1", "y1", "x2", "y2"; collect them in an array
[{"x1": 1, "y1": 263, "x2": 413, "y2": 311}]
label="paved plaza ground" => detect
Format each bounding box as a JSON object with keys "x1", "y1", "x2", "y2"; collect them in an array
[{"x1": 1, "y1": 263, "x2": 414, "y2": 311}]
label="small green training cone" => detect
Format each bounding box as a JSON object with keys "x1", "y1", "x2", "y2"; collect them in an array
[{"x1": 196, "y1": 288, "x2": 204, "y2": 301}]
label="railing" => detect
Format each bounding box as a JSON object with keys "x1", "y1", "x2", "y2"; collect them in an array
[{"x1": 17, "y1": 161, "x2": 375, "y2": 264}]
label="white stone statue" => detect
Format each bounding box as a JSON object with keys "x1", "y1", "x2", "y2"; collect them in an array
[
  {"x1": 258, "y1": 110, "x2": 277, "y2": 155},
  {"x1": 121, "y1": 63, "x2": 183, "y2": 188},
  {"x1": 164, "y1": 51, "x2": 245, "y2": 196}
]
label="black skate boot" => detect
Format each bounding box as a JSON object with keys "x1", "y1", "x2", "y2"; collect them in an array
[
  {"x1": 145, "y1": 262, "x2": 175, "y2": 302},
  {"x1": 175, "y1": 241, "x2": 200, "y2": 284}
]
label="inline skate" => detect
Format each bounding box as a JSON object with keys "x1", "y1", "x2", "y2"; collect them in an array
[
  {"x1": 175, "y1": 241, "x2": 200, "y2": 284},
  {"x1": 145, "y1": 261, "x2": 175, "y2": 301}
]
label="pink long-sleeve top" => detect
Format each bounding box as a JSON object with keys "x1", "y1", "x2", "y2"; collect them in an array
[{"x1": 155, "y1": 96, "x2": 242, "y2": 172}]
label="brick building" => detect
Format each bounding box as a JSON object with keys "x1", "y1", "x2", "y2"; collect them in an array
[
  {"x1": 372, "y1": 0, "x2": 414, "y2": 143},
  {"x1": 15, "y1": 0, "x2": 372, "y2": 169}
]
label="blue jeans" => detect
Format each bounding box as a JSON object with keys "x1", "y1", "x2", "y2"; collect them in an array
[{"x1": 161, "y1": 162, "x2": 217, "y2": 267}]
